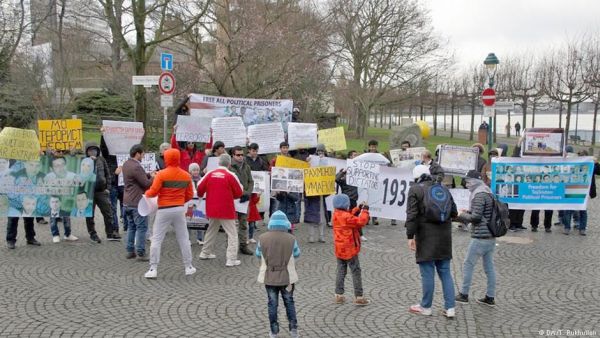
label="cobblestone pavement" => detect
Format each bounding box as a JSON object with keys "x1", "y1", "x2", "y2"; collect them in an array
[{"x1": 1, "y1": 201, "x2": 600, "y2": 337}]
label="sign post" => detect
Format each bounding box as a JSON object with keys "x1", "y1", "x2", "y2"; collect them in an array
[
  {"x1": 482, "y1": 88, "x2": 496, "y2": 151},
  {"x1": 159, "y1": 71, "x2": 176, "y2": 143}
]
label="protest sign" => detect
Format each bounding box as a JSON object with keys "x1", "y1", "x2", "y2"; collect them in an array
[
  {"x1": 317, "y1": 127, "x2": 347, "y2": 152},
  {"x1": 287, "y1": 122, "x2": 318, "y2": 150},
  {"x1": 185, "y1": 199, "x2": 208, "y2": 227},
  {"x1": 521, "y1": 128, "x2": 565, "y2": 157},
  {"x1": 275, "y1": 155, "x2": 310, "y2": 169},
  {"x1": 271, "y1": 167, "x2": 304, "y2": 193},
  {"x1": 0, "y1": 127, "x2": 41, "y2": 161},
  {"x1": 38, "y1": 119, "x2": 83, "y2": 151},
  {"x1": 0, "y1": 155, "x2": 96, "y2": 217},
  {"x1": 450, "y1": 189, "x2": 471, "y2": 211},
  {"x1": 346, "y1": 160, "x2": 380, "y2": 190},
  {"x1": 438, "y1": 145, "x2": 479, "y2": 176},
  {"x1": 323, "y1": 158, "x2": 347, "y2": 176},
  {"x1": 247, "y1": 123, "x2": 285, "y2": 154},
  {"x1": 206, "y1": 157, "x2": 219, "y2": 172},
  {"x1": 326, "y1": 166, "x2": 412, "y2": 220},
  {"x1": 188, "y1": 93, "x2": 293, "y2": 131},
  {"x1": 102, "y1": 120, "x2": 144, "y2": 155},
  {"x1": 389, "y1": 147, "x2": 427, "y2": 168},
  {"x1": 116, "y1": 153, "x2": 156, "y2": 186},
  {"x1": 491, "y1": 156, "x2": 594, "y2": 210},
  {"x1": 211, "y1": 116, "x2": 247, "y2": 148},
  {"x1": 304, "y1": 166, "x2": 336, "y2": 196},
  {"x1": 251, "y1": 171, "x2": 271, "y2": 213},
  {"x1": 176, "y1": 115, "x2": 211, "y2": 143}
]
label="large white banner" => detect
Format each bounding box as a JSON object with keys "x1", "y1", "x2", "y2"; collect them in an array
[
  {"x1": 491, "y1": 156, "x2": 595, "y2": 210},
  {"x1": 287, "y1": 122, "x2": 318, "y2": 150},
  {"x1": 176, "y1": 115, "x2": 211, "y2": 143},
  {"x1": 247, "y1": 123, "x2": 285, "y2": 154},
  {"x1": 188, "y1": 94, "x2": 293, "y2": 131},
  {"x1": 211, "y1": 117, "x2": 247, "y2": 148},
  {"x1": 102, "y1": 120, "x2": 144, "y2": 155}
]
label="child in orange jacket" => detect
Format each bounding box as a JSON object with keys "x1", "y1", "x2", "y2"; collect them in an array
[{"x1": 332, "y1": 194, "x2": 370, "y2": 306}]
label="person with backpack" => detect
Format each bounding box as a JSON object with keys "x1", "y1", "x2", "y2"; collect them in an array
[
  {"x1": 455, "y1": 170, "x2": 497, "y2": 307},
  {"x1": 406, "y1": 165, "x2": 458, "y2": 318}
]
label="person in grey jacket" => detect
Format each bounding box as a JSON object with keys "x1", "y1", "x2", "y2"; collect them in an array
[{"x1": 455, "y1": 170, "x2": 497, "y2": 306}]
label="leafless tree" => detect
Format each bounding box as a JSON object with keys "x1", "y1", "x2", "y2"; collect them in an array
[
  {"x1": 504, "y1": 54, "x2": 543, "y2": 129},
  {"x1": 461, "y1": 64, "x2": 486, "y2": 140}
]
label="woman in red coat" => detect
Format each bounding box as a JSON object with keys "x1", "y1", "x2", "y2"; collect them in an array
[
  {"x1": 171, "y1": 125, "x2": 209, "y2": 171},
  {"x1": 247, "y1": 193, "x2": 262, "y2": 243}
]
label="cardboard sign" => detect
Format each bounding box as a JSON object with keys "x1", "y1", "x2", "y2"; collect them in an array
[
  {"x1": 389, "y1": 147, "x2": 427, "y2": 168},
  {"x1": 176, "y1": 115, "x2": 211, "y2": 143},
  {"x1": 38, "y1": 119, "x2": 83, "y2": 151},
  {"x1": 211, "y1": 116, "x2": 247, "y2": 148},
  {"x1": 346, "y1": 160, "x2": 380, "y2": 190},
  {"x1": 275, "y1": 155, "x2": 310, "y2": 169},
  {"x1": 247, "y1": 123, "x2": 285, "y2": 154},
  {"x1": 304, "y1": 166, "x2": 336, "y2": 196},
  {"x1": 317, "y1": 127, "x2": 347, "y2": 152},
  {"x1": 102, "y1": 120, "x2": 144, "y2": 155},
  {"x1": 251, "y1": 171, "x2": 271, "y2": 213},
  {"x1": 438, "y1": 145, "x2": 479, "y2": 176},
  {"x1": 287, "y1": 122, "x2": 317, "y2": 150},
  {"x1": 116, "y1": 153, "x2": 157, "y2": 186},
  {"x1": 450, "y1": 188, "x2": 471, "y2": 211},
  {"x1": 271, "y1": 167, "x2": 304, "y2": 193},
  {"x1": 0, "y1": 127, "x2": 41, "y2": 161}
]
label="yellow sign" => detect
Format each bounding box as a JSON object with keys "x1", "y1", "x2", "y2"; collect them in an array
[
  {"x1": 318, "y1": 127, "x2": 347, "y2": 152},
  {"x1": 0, "y1": 127, "x2": 41, "y2": 161},
  {"x1": 275, "y1": 155, "x2": 310, "y2": 169},
  {"x1": 304, "y1": 166, "x2": 336, "y2": 196},
  {"x1": 38, "y1": 119, "x2": 83, "y2": 151}
]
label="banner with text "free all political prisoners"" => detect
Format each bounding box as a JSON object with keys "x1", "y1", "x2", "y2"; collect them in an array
[{"x1": 491, "y1": 156, "x2": 594, "y2": 210}]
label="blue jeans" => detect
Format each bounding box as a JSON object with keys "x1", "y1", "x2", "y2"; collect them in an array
[
  {"x1": 418, "y1": 259, "x2": 455, "y2": 309},
  {"x1": 461, "y1": 238, "x2": 496, "y2": 298},
  {"x1": 50, "y1": 216, "x2": 71, "y2": 237},
  {"x1": 124, "y1": 206, "x2": 148, "y2": 255},
  {"x1": 266, "y1": 285, "x2": 297, "y2": 334},
  {"x1": 248, "y1": 222, "x2": 256, "y2": 240},
  {"x1": 563, "y1": 210, "x2": 587, "y2": 230}
]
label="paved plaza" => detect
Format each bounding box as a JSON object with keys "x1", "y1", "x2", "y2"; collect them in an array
[{"x1": 1, "y1": 202, "x2": 600, "y2": 338}]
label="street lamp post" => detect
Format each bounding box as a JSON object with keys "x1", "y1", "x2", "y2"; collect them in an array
[{"x1": 484, "y1": 53, "x2": 500, "y2": 151}]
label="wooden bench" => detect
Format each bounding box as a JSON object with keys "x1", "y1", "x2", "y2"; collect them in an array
[{"x1": 569, "y1": 135, "x2": 587, "y2": 146}]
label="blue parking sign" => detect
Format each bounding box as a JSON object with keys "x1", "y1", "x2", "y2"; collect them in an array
[{"x1": 161, "y1": 53, "x2": 173, "y2": 71}]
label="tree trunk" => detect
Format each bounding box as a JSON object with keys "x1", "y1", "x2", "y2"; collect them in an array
[
  {"x1": 469, "y1": 99, "x2": 475, "y2": 141},
  {"x1": 456, "y1": 107, "x2": 460, "y2": 133},
  {"x1": 532, "y1": 104, "x2": 536, "y2": 127},
  {"x1": 521, "y1": 98, "x2": 528, "y2": 128},
  {"x1": 593, "y1": 99, "x2": 599, "y2": 145},
  {"x1": 564, "y1": 100, "x2": 573, "y2": 141},
  {"x1": 558, "y1": 102, "x2": 563, "y2": 129},
  {"x1": 379, "y1": 108, "x2": 383, "y2": 128},
  {"x1": 419, "y1": 104, "x2": 424, "y2": 120},
  {"x1": 433, "y1": 100, "x2": 438, "y2": 136},
  {"x1": 506, "y1": 110, "x2": 511, "y2": 137},
  {"x1": 388, "y1": 109, "x2": 393, "y2": 129},
  {"x1": 450, "y1": 103, "x2": 455, "y2": 138},
  {"x1": 443, "y1": 105, "x2": 447, "y2": 131}
]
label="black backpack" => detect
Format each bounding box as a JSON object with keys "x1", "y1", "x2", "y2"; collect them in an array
[
  {"x1": 422, "y1": 183, "x2": 453, "y2": 223},
  {"x1": 487, "y1": 194, "x2": 510, "y2": 237}
]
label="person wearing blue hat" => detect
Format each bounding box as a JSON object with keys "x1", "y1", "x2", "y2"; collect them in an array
[{"x1": 256, "y1": 211, "x2": 301, "y2": 338}]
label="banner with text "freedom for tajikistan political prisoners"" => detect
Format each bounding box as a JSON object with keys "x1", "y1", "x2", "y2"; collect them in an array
[{"x1": 491, "y1": 156, "x2": 595, "y2": 210}]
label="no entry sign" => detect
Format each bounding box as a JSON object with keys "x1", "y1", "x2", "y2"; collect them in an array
[
  {"x1": 159, "y1": 72, "x2": 176, "y2": 95},
  {"x1": 481, "y1": 88, "x2": 496, "y2": 107}
]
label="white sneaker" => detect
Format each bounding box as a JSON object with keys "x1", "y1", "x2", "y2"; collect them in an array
[
  {"x1": 443, "y1": 308, "x2": 455, "y2": 318},
  {"x1": 199, "y1": 252, "x2": 216, "y2": 259},
  {"x1": 225, "y1": 259, "x2": 241, "y2": 267},
  {"x1": 64, "y1": 235, "x2": 78, "y2": 241},
  {"x1": 409, "y1": 304, "x2": 432, "y2": 316},
  {"x1": 185, "y1": 266, "x2": 197, "y2": 276},
  {"x1": 247, "y1": 238, "x2": 257, "y2": 244},
  {"x1": 197, "y1": 240, "x2": 204, "y2": 245},
  {"x1": 144, "y1": 269, "x2": 157, "y2": 279},
  {"x1": 360, "y1": 236, "x2": 367, "y2": 241},
  {"x1": 52, "y1": 236, "x2": 60, "y2": 243}
]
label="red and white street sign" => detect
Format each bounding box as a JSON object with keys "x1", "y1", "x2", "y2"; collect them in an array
[
  {"x1": 159, "y1": 72, "x2": 176, "y2": 95},
  {"x1": 481, "y1": 88, "x2": 496, "y2": 107}
]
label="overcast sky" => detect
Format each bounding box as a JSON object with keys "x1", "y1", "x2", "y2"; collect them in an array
[{"x1": 423, "y1": 0, "x2": 600, "y2": 68}]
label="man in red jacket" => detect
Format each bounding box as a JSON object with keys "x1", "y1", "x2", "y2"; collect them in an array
[{"x1": 197, "y1": 153, "x2": 244, "y2": 267}]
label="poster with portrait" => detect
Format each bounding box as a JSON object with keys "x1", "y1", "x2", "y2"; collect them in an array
[
  {"x1": 389, "y1": 147, "x2": 428, "y2": 168},
  {"x1": 0, "y1": 155, "x2": 96, "y2": 217},
  {"x1": 185, "y1": 199, "x2": 208, "y2": 228},
  {"x1": 251, "y1": 171, "x2": 271, "y2": 213},
  {"x1": 438, "y1": 145, "x2": 479, "y2": 176},
  {"x1": 270, "y1": 167, "x2": 304, "y2": 193},
  {"x1": 521, "y1": 128, "x2": 565, "y2": 157},
  {"x1": 491, "y1": 156, "x2": 594, "y2": 210}
]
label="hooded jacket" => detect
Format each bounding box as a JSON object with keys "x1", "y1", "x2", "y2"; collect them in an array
[
  {"x1": 100, "y1": 136, "x2": 118, "y2": 187},
  {"x1": 456, "y1": 178, "x2": 494, "y2": 239},
  {"x1": 145, "y1": 149, "x2": 193, "y2": 208},
  {"x1": 197, "y1": 165, "x2": 244, "y2": 219},
  {"x1": 256, "y1": 211, "x2": 300, "y2": 286},
  {"x1": 405, "y1": 176, "x2": 457, "y2": 263},
  {"x1": 333, "y1": 206, "x2": 370, "y2": 260},
  {"x1": 85, "y1": 141, "x2": 111, "y2": 192}
]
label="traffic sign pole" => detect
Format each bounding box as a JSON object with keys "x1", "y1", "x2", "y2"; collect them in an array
[{"x1": 481, "y1": 88, "x2": 496, "y2": 151}]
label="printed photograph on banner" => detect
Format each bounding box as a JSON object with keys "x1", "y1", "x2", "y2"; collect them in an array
[
  {"x1": 521, "y1": 128, "x2": 565, "y2": 157},
  {"x1": 0, "y1": 127, "x2": 41, "y2": 161},
  {"x1": 211, "y1": 116, "x2": 247, "y2": 148},
  {"x1": 247, "y1": 123, "x2": 285, "y2": 154},
  {"x1": 102, "y1": 120, "x2": 144, "y2": 155},
  {"x1": 0, "y1": 155, "x2": 96, "y2": 217},
  {"x1": 38, "y1": 119, "x2": 83, "y2": 151},
  {"x1": 317, "y1": 127, "x2": 347, "y2": 152},
  {"x1": 490, "y1": 156, "x2": 594, "y2": 210},
  {"x1": 187, "y1": 93, "x2": 293, "y2": 131},
  {"x1": 287, "y1": 122, "x2": 318, "y2": 150},
  {"x1": 251, "y1": 171, "x2": 271, "y2": 213},
  {"x1": 389, "y1": 147, "x2": 427, "y2": 168},
  {"x1": 304, "y1": 166, "x2": 336, "y2": 196},
  {"x1": 346, "y1": 160, "x2": 380, "y2": 190},
  {"x1": 175, "y1": 115, "x2": 211, "y2": 143},
  {"x1": 185, "y1": 199, "x2": 208, "y2": 227},
  {"x1": 438, "y1": 145, "x2": 479, "y2": 176},
  {"x1": 270, "y1": 167, "x2": 304, "y2": 193}
]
